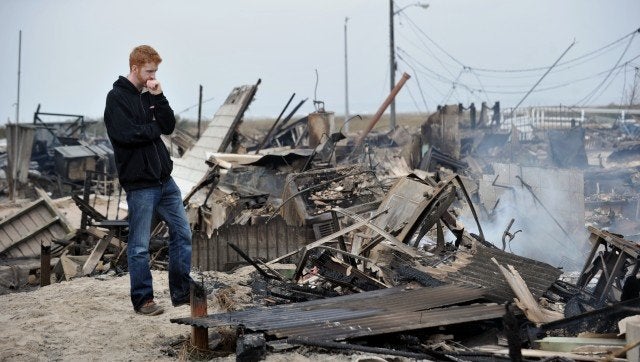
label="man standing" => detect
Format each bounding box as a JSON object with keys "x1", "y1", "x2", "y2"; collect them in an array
[{"x1": 104, "y1": 45, "x2": 192, "y2": 316}]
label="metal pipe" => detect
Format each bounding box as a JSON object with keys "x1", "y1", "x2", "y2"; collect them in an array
[{"x1": 353, "y1": 72, "x2": 411, "y2": 151}]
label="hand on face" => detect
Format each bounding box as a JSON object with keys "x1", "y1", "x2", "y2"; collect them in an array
[{"x1": 145, "y1": 80, "x2": 162, "y2": 95}]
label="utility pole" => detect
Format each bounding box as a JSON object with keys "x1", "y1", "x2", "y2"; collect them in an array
[
  {"x1": 197, "y1": 85, "x2": 203, "y2": 140},
  {"x1": 389, "y1": 2, "x2": 429, "y2": 131},
  {"x1": 16, "y1": 30, "x2": 22, "y2": 124},
  {"x1": 389, "y1": 0, "x2": 396, "y2": 131},
  {"x1": 344, "y1": 17, "x2": 350, "y2": 132}
]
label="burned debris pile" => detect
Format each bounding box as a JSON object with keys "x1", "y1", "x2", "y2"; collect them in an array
[
  {"x1": 1, "y1": 82, "x2": 639, "y2": 360},
  {"x1": 168, "y1": 92, "x2": 639, "y2": 358}
]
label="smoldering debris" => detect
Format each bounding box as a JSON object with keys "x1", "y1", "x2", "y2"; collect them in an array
[
  {"x1": 1, "y1": 84, "x2": 639, "y2": 360},
  {"x1": 169, "y1": 100, "x2": 639, "y2": 359}
]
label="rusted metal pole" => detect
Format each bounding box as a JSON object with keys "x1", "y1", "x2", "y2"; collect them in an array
[
  {"x1": 190, "y1": 282, "x2": 208, "y2": 350},
  {"x1": 353, "y1": 72, "x2": 411, "y2": 151},
  {"x1": 40, "y1": 239, "x2": 51, "y2": 287}
]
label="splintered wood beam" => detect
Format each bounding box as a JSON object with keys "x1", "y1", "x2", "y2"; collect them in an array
[
  {"x1": 82, "y1": 232, "x2": 115, "y2": 276},
  {"x1": 492, "y1": 258, "x2": 563, "y2": 324}
]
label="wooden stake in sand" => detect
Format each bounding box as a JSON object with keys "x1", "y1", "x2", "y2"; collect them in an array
[{"x1": 190, "y1": 282, "x2": 208, "y2": 350}]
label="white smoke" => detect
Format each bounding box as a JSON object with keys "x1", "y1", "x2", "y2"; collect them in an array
[{"x1": 460, "y1": 165, "x2": 591, "y2": 271}]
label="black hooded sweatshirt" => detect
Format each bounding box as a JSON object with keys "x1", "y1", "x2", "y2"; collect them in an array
[{"x1": 104, "y1": 76, "x2": 175, "y2": 192}]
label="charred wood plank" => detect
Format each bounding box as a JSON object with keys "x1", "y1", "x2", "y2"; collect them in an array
[
  {"x1": 309, "y1": 250, "x2": 386, "y2": 291},
  {"x1": 40, "y1": 240, "x2": 51, "y2": 286}
]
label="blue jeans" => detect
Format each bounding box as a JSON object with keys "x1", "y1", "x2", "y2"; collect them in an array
[{"x1": 126, "y1": 177, "x2": 192, "y2": 310}]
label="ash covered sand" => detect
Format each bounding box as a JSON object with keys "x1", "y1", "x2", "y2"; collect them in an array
[
  {"x1": 0, "y1": 263, "x2": 365, "y2": 361},
  {"x1": 0, "y1": 196, "x2": 375, "y2": 361},
  {"x1": 0, "y1": 270, "x2": 195, "y2": 361}
]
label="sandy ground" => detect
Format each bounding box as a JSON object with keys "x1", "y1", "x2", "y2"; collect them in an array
[
  {"x1": 0, "y1": 197, "x2": 375, "y2": 361},
  {"x1": 0, "y1": 270, "x2": 197, "y2": 361},
  {"x1": 0, "y1": 267, "x2": 377, "y2": 361}
]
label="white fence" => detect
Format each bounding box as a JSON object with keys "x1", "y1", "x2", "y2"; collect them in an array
[{"x1": 499, "y1": 106, "x2": 640, "y2": 140}]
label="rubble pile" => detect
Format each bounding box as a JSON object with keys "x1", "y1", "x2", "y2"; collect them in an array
[{"x1": 1, "y1": 86, "x2": 639, "y2": 360}]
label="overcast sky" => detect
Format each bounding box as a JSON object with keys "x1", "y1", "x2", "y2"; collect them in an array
[{"x1": 1, "y1": 0, "x2": 639, "y2": 125}]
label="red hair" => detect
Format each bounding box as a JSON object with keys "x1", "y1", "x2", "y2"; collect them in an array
[{"x1": 129, "y1": 45, "x2": 162, "y2": 70}]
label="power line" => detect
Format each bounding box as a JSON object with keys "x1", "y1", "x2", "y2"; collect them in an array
[
  {"x1": 396, "y1": 31, "x2": 459, "y2": 75},
  {"x1": 398, "y1": 49, "x2": 486, "y2": 100},
  {"x1": 400, "y1": 12, "x2": 466, "y2": 68},
  {"x1": 472, "y1": 28, "x2": 639, "y2": 73},
  {"x1": 468, "y1": 67, "x2": 490, "y2": 103},
  {"x1": 397, "y1": 48, "x2": 457, "y2": 84},
  {"x1": 620, "y1": 63, "x2": 629, "y2": 107},
  {"x1": 441, "y1": 69, "x2": 465, "y2": 104},
  {"x1": 400, "y1": 44, "x2": 640, "y2": 96},
  {"x1": 403, "y1": 79, "x2": 425, "y2": 113},
  {"x1": 466, "y1": 39, "x2": 629, "y2": 81},
  {"x1": 396, "y1": 13, "x2": 640, "y2": 108},
  {"x1": 398, "y1": 16, "x2": 459, "y2": 78},
  {"x1": 176, "y1": 96, "x2": 215, "y2": 115},
  {"x1": 454, "y1": 57, "x2": 640, "y2": 89},
  {"x1": 398, "y1": 13, "x2": 639, "y2": 78},
  {"x1": 398, "y1": 62, "x2": 431, "y2": 112},
  {"x1": 397, "y1": 54, "x2": 447, "y2": 99},
  {"x1": 573, "y1": 31, "x2": 638, "y2": 107},
  {"x1": 478, "y1": 58, "x2": 639, "y2": 94},
  {"x1": 511, "y1": 40, "x2": 576, "y2": 114},
  {"x1": 588, "y1": 61, "x2": 627, "y2": 106}
]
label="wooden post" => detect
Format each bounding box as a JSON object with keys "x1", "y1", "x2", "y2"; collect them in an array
[
  {"x1": 40, "y1": 239, "x2": 51, "y2": 287},
  {"x1": 190, "y1": 282, "x2": 208, "y2": 350}
]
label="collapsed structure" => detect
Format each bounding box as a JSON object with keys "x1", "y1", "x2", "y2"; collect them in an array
[{"x1": 1, "y1": 78, "x2": 639, "y2": 360}]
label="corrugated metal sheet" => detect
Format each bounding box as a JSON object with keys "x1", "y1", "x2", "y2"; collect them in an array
[
  {"x1": 0, "y1": 193, "x2": 73, "y2": 258},
  {"x1": 86, "y1": 144, "x2": 111, "y2": 157},
  {"x1": 171, "y1": 284, "x2": 504, "y2": 340},
  {"x1": 173, "y1": 83, "x2": 258, "y2": 198},
  {"x1": 418, "y1": 242, "x2": 562, "y2": 302},
  {"x1": 192, "y1": 216, "x2": 315, "y2": 271},
  {"x1": 275, "y1": 304, "x2": 506, "y2": 340},
  {"x1": 54, "y1": 145, "x2": 98, "y2": 158}
]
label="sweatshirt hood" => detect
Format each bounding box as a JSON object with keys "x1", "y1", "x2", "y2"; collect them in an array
[{"x1": 113, "y1": 75, "x2": 141, "y2": 95}]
